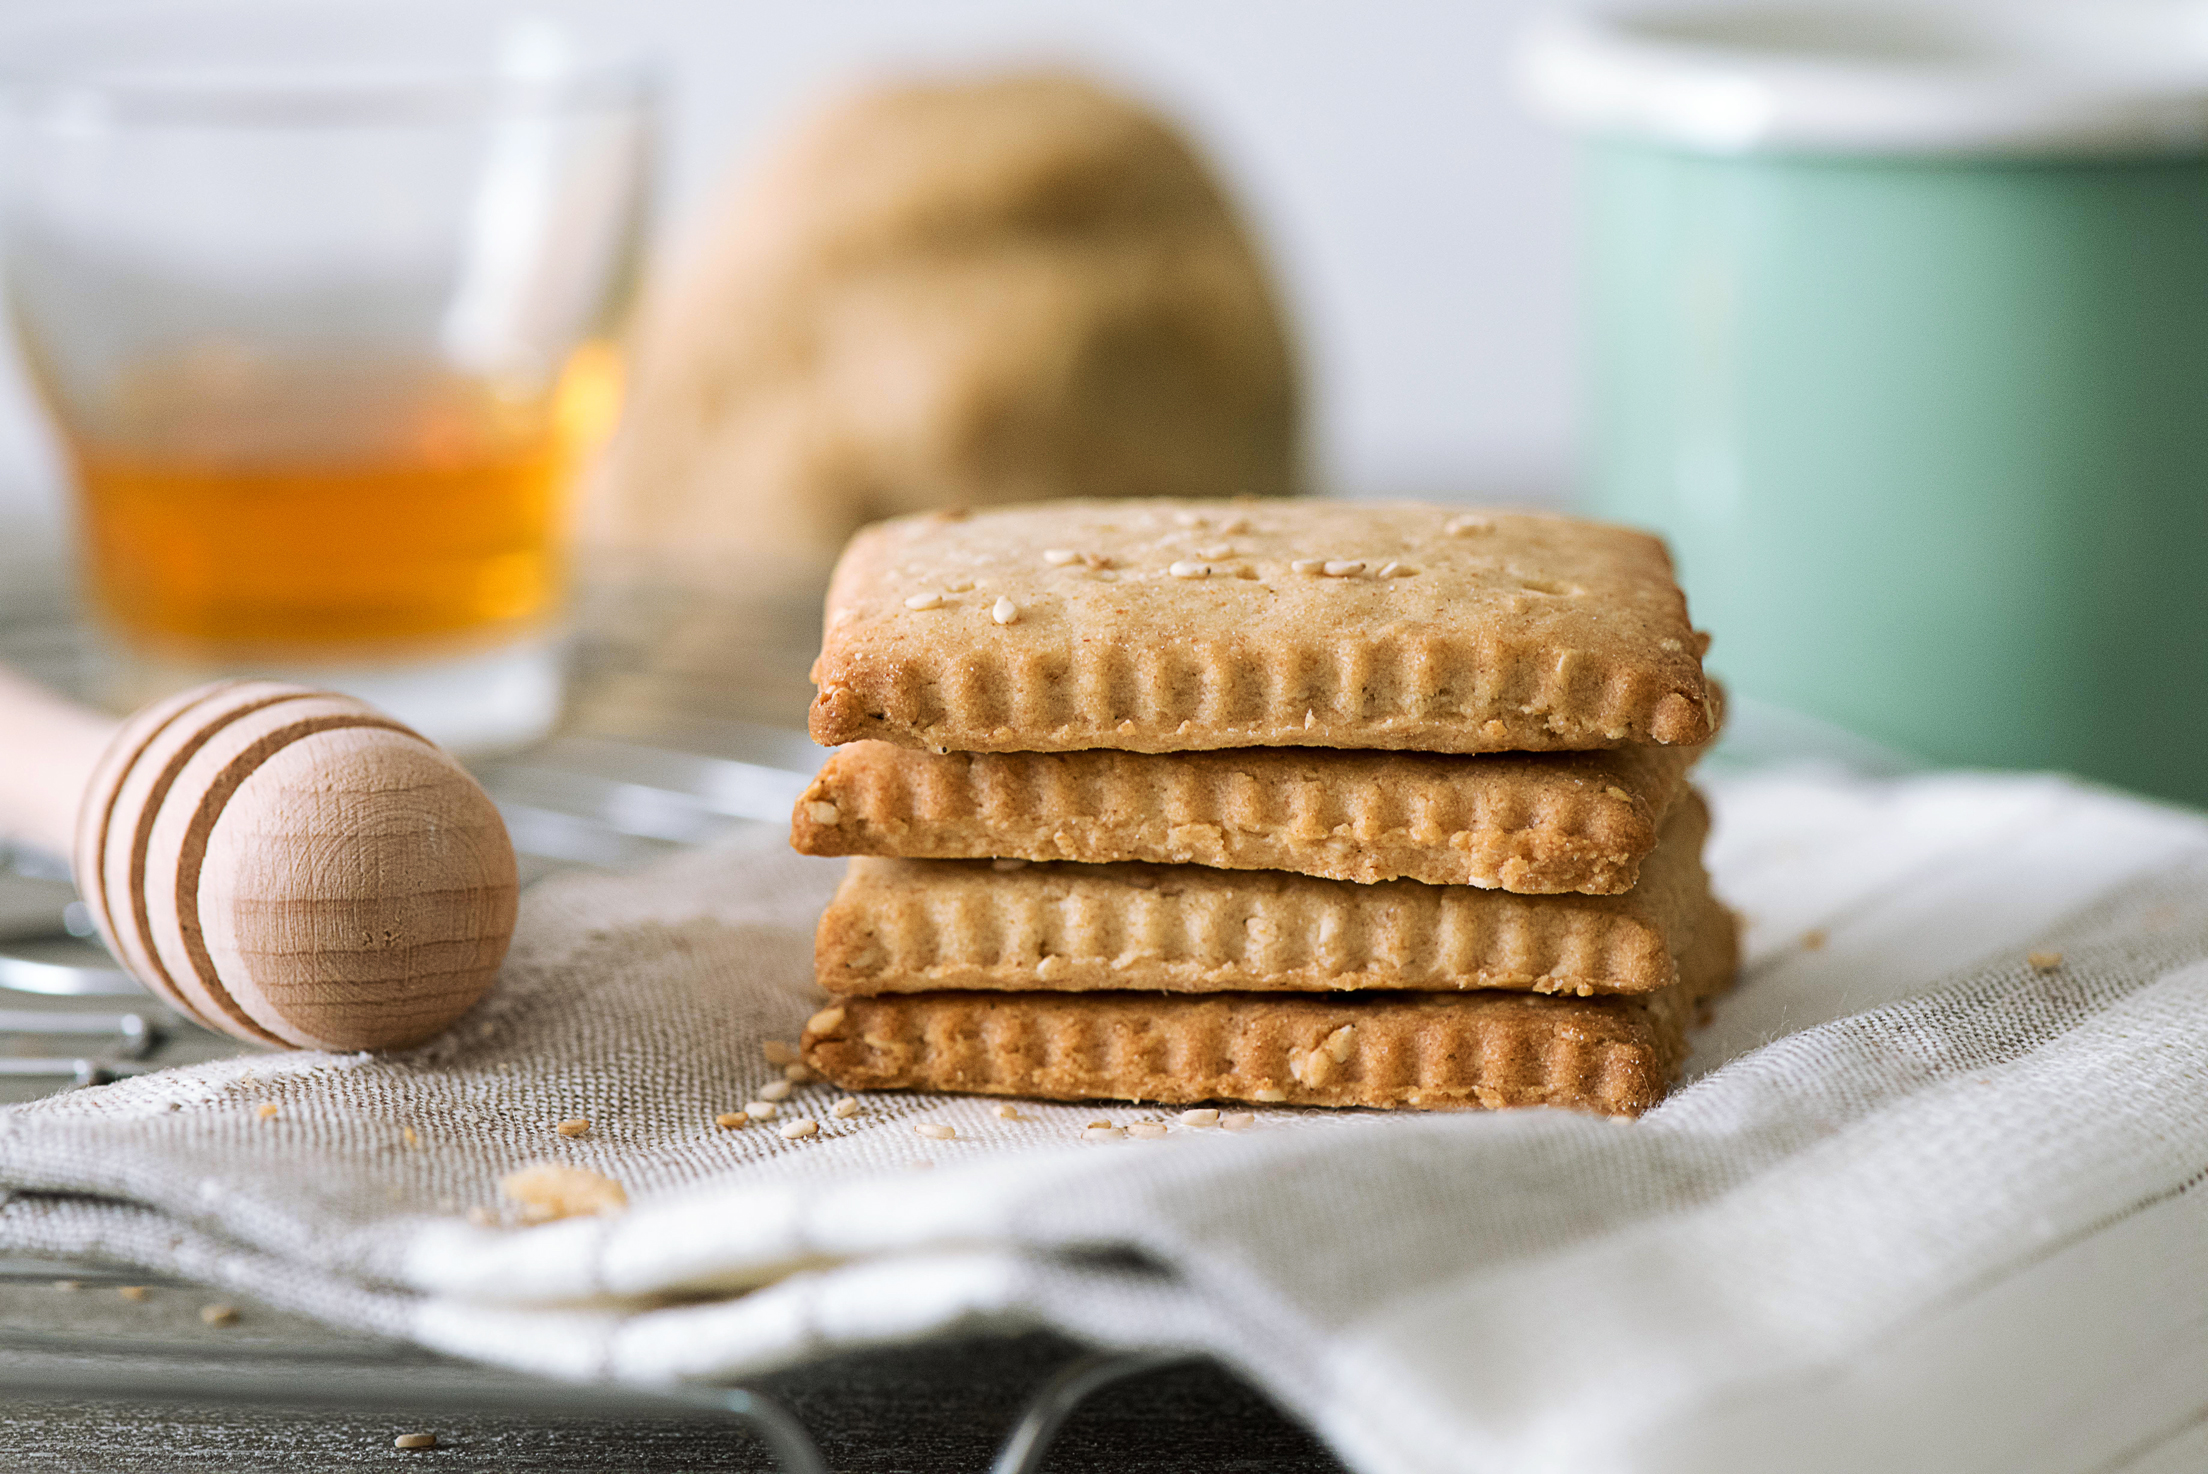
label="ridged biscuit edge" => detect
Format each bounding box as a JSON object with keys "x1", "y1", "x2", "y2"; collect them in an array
[
  {"x1": 793, "y1": 738, "x2": 1703, "y2": 892},
  {"x1": 814, "y1": 793, "x2": 1712, "y2": 998},
  {"x1": 800, "y1": 892, "x2": 1739, "y2": 1116}
]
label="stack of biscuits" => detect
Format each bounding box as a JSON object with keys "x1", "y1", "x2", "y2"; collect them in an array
[{"x1": 792, "y1": 499, "x2": 1736, "y2": 1117}]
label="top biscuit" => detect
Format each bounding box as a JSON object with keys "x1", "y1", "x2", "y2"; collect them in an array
[{"x1": 810, "y1": 499, "x2": 1712, "y2": 754}]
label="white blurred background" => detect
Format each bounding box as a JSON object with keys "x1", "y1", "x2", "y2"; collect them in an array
[{"x1": 0, "y1": 0, "x2": 1575, "y2": 552}]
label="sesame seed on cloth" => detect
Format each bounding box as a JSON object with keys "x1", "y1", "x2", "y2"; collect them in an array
[{"x1": 0, "y1": 771, "x2": 2203, "y2": 1474}]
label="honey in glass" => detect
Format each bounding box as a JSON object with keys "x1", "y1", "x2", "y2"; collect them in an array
[{"x1": 63, "y1": 341, "x2": 621, "y2": 657}]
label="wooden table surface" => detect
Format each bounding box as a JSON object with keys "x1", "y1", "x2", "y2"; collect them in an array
[{"x1": 0, "y1": 1260, "x2": 1343, "y2": 1471}]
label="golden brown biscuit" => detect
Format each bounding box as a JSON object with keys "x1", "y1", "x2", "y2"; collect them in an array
[
  {"x1": 815, "y1": 792, "x2": 1711, "y2": 998},
  {"x1": 792, "y1": 734, "x2": 1705, "y2": 892},
  {"x1": 800, "y1": 892, "x2": 1738, "y2": 1116},
  {"x1": 809, "y1": 500, "x2": 1712, "y2": 755}
]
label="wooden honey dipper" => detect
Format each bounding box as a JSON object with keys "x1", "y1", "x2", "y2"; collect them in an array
[{"x1": 0, "y1": 669, "x2": 517, "y2": 1052}]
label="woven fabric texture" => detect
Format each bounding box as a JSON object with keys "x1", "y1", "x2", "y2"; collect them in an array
[{"x1": 4, "y1": 768, "x2": 2208, "y2": 1474}]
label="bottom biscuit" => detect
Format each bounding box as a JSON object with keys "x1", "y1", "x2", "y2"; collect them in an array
[{"x1": 803, "y1": 896, "x2": 1738, "y2": 1117}]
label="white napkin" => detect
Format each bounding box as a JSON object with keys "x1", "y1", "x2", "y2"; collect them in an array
[{"x1": 3, "y1": 766, "x2": 2205, "y2": 1474}]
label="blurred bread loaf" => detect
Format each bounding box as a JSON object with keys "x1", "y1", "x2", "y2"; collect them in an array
[{"x1": 587, "y1": 71, "x2": 1303, "y2": 590}]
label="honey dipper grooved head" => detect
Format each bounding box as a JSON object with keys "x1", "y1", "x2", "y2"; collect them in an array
[{"x1": 74, "y1": 681, "x2": 518, "y2": 1052}]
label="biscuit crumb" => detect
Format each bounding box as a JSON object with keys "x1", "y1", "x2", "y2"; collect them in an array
[
  {"x1": 1801, "y1": 929, "x2": 1828, "y2": 951},
  {"x1": 715, "y1": 1111, "x2": 750, "y2": 1129},
  {"x1": 993, "y1": 1103, "x2": 1020, "y2": 1120},
  {"x1": 763, "y1": 1040, "x2": 797, "y2": 1065},
  {"x1": 1321, "y1": 559, "x2": 1364, "y2": 577},
  {"x1": 991, "y1": 596, "x2": 1019, "y2": 625},
  {"x1": 784, "y1": 1063, "x2": 816, "y2": 1083},
  {"x1": 394, "y1": 1433, "x2": 438, "y2": 1450},
  {"x1": 805, "y1": 800, "x2": 841, "y2": 825},
  {"x1": 554, "y1": 1118, "x2": 590, "y2": 1138},
  {"x1": 200, "y1": 1303, "x2": 239, "y2": 1326},
  {"x1": 402, "y1": 1127, "x2": 418, "y2": 1147},
  {"x1": 832, "y1": 1097, "x2": 861, "y2": 1119},
  {"x1": 903, "y1": 592, "x2": 943, "y2": 610},
  {"x1": 913, "y1": 1121, "x2": 955, "y2": 1140},
  {"x1": 500, "y1": 1162, "x2": 627, "y2": 1222},
  {"x1": 1127, "y1": 1121, "x2": 1169, "y2": 1139},
  {"x1": 1179, "y1": 1108, "x2": 1220, "y2": 1127},
  {"x1": 1041, "y1": 548, "x2": 1079, "y2": 566},
  {"x1": 745, "y1": 1100, "x2": 778, "y2": 1120},
  {"x1": 1168, "y1": 560, "x2": 1210, "y2": 579},
  {"x1": 757, "y1": 1079, "x2": 793, "y2": 1102},
  {"x1": 1221, "y1": 1112, "x2": 1257, "y2": 1131},
  {"x1": 779, "y1": 1118, "x2": 819, "y2": 1140},
  {"x1": 256, "y1": 1103, "x2": 278, "y2": 1120},
  {"x1": 117, "y1": 1286, "x2": 148, "y2": 1302},
  {"x1": 2029, "y1": 950, "x2": 2064, "y2": 971}
]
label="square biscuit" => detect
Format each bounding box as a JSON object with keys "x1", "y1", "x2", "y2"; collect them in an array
[
  {"x1": 809, "y1": 499, "x2": 1713, "y2": 755},
  {"x1": 793, "y1": 731, "x2": 1707, "y2": 893},
  {"x1": 800, "y1": 891, "x2": 1738, "y2": 1116},
  {"x1": 816, "y1": 791, "x2": 1712, "y2": 998}
]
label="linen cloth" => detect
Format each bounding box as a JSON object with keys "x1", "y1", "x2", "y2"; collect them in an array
[{"x1": 4, "y1": 766, "x2": 2208, "y2": 1474}]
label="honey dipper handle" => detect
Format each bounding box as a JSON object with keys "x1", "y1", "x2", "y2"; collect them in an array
[{"x1": 0, "y1": 665, "x2": 121, "y2": 858}]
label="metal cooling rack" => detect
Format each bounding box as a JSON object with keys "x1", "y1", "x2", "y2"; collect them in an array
[{"x1": 0, "y1": 563, "x2": 1329, "y2": 1472}]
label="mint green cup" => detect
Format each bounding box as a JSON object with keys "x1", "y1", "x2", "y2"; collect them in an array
[{"x1": 1521, "y1": 5, "x2": 2208, "y2": 805}]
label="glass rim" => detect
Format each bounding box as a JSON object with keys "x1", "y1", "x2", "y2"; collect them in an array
[{"x1": 0, "y1": 1, "x2": 657, "y2": 129}]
